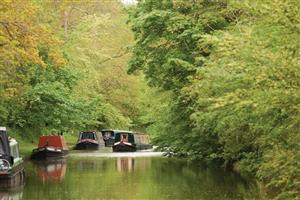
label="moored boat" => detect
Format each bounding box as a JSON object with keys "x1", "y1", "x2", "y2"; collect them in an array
[
  {"x1": 0, "y1": 127, "x2": 24, "y2": 180},
  {"x1": 112, "y1": 131, "x2": 136, "y2": 152},
  {"x1": 101, "y1": 129, "x2": 115, "y2": 147},
  {"x1": 75, "y1": 131, "x2": 99, "y2": 150},
  {"x1": 31, "y1": 135, "x2": 68, "y2": 159},
  {"x1": 134, "y1": 132, "x2": 152, "y2": 150}
]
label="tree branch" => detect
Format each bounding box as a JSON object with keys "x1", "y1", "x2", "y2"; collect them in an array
[
  {"x1": 98, "y1": 48, "x2": 129, "y2": 65},
  {"x1": 0, "y1": 22, "x2": 15, "y2": 39}
]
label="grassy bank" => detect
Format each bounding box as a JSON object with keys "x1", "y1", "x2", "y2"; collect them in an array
[{"x1": 8, "y1": 129, "x2": 78, "y2": 158}]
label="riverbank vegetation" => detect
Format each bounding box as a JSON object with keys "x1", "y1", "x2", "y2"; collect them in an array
[
  {"x1": 1, "y1": 0, "x2": 299, "y2": 198},
  {"x1": 0, "y1": 1, "x2": 144, "y2": 137},
  {"x1": 128, "y1": 0, "x2": 300, "y2": 199}
]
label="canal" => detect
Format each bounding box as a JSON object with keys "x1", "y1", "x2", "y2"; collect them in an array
[{"x1": 2, "y1": 152, "x2": 262, "y2": 200}]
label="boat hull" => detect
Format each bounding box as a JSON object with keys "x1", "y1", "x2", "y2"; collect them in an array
[
  {"x1": 0, "y1": 163, "x2": 24, "y2": 180},
  {"x1": 31, "y1": 147, "x2": 68, "y2": 160},
  {"x1": 113, "y1": 143, "x2": 136, "y2": 152},
  {"x1": 0, "y1": 169, "x2": 25, "y2": 188},
  {"x1": 75, "y1": 141, "x2": 99, "y2": 150},
  {"x1": 104, "y1": 139, "x2": 114, "y2": 147}
]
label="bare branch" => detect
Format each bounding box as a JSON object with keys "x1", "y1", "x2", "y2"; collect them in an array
[{"x1": 0, "y1": 22, "x2": 15, "y2": 39}]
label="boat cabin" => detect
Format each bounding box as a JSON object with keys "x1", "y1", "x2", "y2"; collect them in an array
[
  {"x1": 31, "y1": 135, "x2": 68, "y2": 159},
  {"x1": 113, "y1": 131, "x2": 136, "y2": 152},
  {"x1": 0, "y1": 127, "x2": 13, "y2": 165},
  {"x1": 101, "y1": 129, "x2": 115, "y2": 147},
  {"x1": 114, "y1": 131, "x2": 135, "y2": 144},
  {"x1": 0, "y1": 127, "x2": 24, "y2": 178},
  {"x1": 37, "y1": 136, "x2": 68, "y2": 150},
  {"x1": 134, "y1": 133, "x2": 152, "y2": 150},
  {"x1": 75, "y1": 131, "x2": 99, "y2": 150},
  {"x1": 79, "y1": 131, "x2": 98, "y2": 141},
  {"x1": 9, "y1": 139, "x2": 22, "y2": 165}
]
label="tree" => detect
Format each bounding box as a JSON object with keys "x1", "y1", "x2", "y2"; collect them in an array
[{"x1": 129, "y1": 0, "x2": 300, "y2": 198}]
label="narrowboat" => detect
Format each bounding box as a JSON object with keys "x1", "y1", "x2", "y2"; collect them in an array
[
  {"x1": 112, "y1": 131, "x2": 136, "y2": 152},
  {"x1": 0, "y1": 127, "x2": 24, "y2": 180},
  {"x1": 31, "y1": 135, "x2": 68, "y2": 159},
  {"x1": 134, "y1": 133, "x2": 153, "y2": 150},
  {"x1": 101, "y1": 129, "x2": 115, "y2": 147},
  {"x1": 75, "y1": 131, "x2": 99, "y2": 150}
]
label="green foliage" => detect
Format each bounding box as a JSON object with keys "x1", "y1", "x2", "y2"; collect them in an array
[
  {"x1": 1, "y1": 1, "x2": 140, "y2": 135},
  {"x1": 129, "y1": 0, "x2": 300, "y2": 198},
  {"x1": 61, "y1": 1, "x2": 143, "y2": 126}
]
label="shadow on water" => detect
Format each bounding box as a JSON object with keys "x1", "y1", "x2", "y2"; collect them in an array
[{"x1": 18, "y1": 156, "x2": 261, "y2": 200}]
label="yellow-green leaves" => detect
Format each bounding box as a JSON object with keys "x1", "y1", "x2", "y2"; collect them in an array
[{"x1": 130, "y1": 1, "x2": 300, "y2": 198}]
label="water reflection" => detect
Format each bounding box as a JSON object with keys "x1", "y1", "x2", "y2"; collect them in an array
[
  {"x1": 33, "y1": 159, "x2": 66, "y2": 183},
  {"x1": 0, "y1": 170, "x2": 24, "y2": 200},
  {"x1": 0, "y1": 190, "x2": 23, "y2": 200},
  {"x1": 21, "y1": 157, "x2": 261, "y2": 200},
  {"x1": 116, "y1": 157, "x2": 152, "y2": 173},
  {"x1": 78, "y1": 160, "x2": 97, "y2": 170},
  {"x1": 116, "y1": 157, "x2": 134, "y2": 172}
]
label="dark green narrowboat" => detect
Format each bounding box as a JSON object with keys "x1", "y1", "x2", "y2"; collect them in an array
[{"x1": 112, "y1": 131, "x2": 136, "y2": 152}]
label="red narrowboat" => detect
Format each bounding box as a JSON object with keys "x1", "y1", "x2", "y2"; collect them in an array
[
  {"x1": 31, "y1": 135, "x2": 68, "y2": 159},
  {"x1": 75, "y1": 131, "x2": 99, "y2": 150}
]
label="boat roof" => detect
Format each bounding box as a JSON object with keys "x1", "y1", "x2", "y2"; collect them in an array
[
  {"x1": 0, "y1": 127, "x2": 6, "y2": 131},
  {"x1": 101, "y1": 129, "x2": 133, "y2": 133},
  {"x1": 101, "y1": 129, "x2": 114, "y2": 132},
  {"x1": 80, "y1": 131, "x2": 97, "y2": 133},
  {"x1": 9, "y1": 138, "x2": 18, "y2": 146},
  {"x1": 114, "y1": 130, "x2": 133, "y2": 134},
  {"x1": 38, "y1": 136, "x2": 68, "y2": 150}
]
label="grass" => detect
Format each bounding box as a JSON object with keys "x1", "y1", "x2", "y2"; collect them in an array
[{"x1": 8, "y1": 128, "x2": 79, "y2": 158}]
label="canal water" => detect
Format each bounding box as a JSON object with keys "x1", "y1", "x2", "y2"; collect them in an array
[{"x1": 1, "y1": 152, "x2": 262, "y2": 200}]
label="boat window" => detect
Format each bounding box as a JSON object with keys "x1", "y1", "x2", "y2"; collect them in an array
[
  {"x1": 81, "y1": 132, "x2": 96, "y2": 140},
  {"x1": 0, "y1": 140, "x2": 4, "y2": 155},
  {"x1": 10, "y1": 143, "x2": 20, "y2": 158},
  {"x1": 15, "y1": 144, "x2": 20, "y2": 158},
  {"x1": 121, "y1": 134, "x2": 128, "y2": 142},
  {"x1": 0, "y1": 140, "x2": 5, "y2": 155},
  {"x1": 103, "y1": 132, "x2": 112, "y2": 139}
]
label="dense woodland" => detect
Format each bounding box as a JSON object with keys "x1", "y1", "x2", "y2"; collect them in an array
[
  {"x1": 128, "y1": 0, "x2": 300, "y2": 199},
  {"x1": 0, "y1": 0, "x2": 299, "y2": 199},
  {"x1": 0, "y1": 0, "x2": 144, "y2": 135}
]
